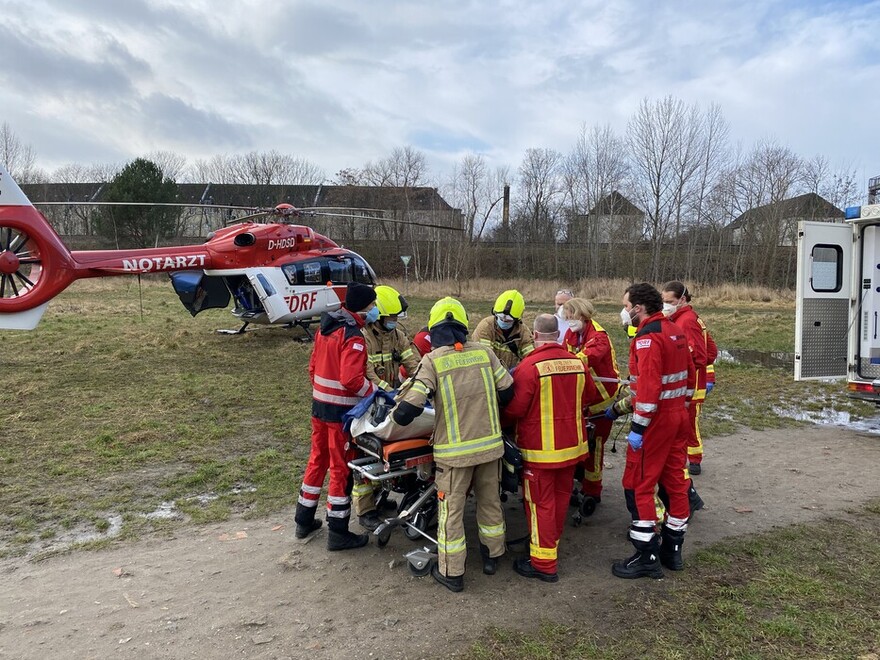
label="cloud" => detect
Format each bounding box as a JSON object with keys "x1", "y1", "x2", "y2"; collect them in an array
[{"x1": 2, "y1": 0, "x2": 879, "y2": 189}]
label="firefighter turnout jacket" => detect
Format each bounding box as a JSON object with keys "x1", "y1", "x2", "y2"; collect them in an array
[
  {"x1": 502, "y1": 343, "x2": 600, "y2": 468},
  {"x1": 628, "y1": 311, "x2": 695, "y2": 436},
  {"x1": 668, "y1": 306, "x2": 711, "y2": 401},
  {"x1": 473, "y1": 316, "x2": 535, "y2": 370},
  {"x1": 563, "y1": 319, "x2": 620, "y2": 414},
  {"x1": 363, "y1": 323, "x2": 421, "y2": 391},
  {"x1": 309, "y1": 309, "x2": 376, "y2": 422},
  {"x1": 397, "y1": 341, "x2": 514, "y2": 468}
]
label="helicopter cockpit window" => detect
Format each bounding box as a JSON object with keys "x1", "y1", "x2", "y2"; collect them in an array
[
  {"x1": 303, "y1": 262, "x2": 322, "y2": 284},
  {"x1": 350, "y1": 255, "x2": 374, "y2": 284},
  {"x1": 327, "y1": 258, "x2": 353, "y2": 283}
]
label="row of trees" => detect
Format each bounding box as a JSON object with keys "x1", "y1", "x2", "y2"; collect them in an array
[{"x1": 2, "y1": 100, "x2": 865, "y2": 287}]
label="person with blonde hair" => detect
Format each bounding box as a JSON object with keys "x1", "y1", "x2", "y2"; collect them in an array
[{"x1": 561, "y1": 297, "x2": 620, "y2": 510}]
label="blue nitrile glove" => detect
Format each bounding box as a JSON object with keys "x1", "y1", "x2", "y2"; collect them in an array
[
  {"x1": 706, "y1": 382, "x2": 714, "y2": 395},
  {"x1": 604, "y1": 405, "x2": 620, "y2": 421},
  {"x1": 627, "y1": 430, "x2": 643, "y2": 451}
]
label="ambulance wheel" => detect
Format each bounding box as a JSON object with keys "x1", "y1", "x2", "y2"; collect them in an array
[
  {"x1": 408, "y1": 561, "x2": 431, "y2": 577},
  {"x1": 579, "y1": 496, "x2": 597, "y2": 518},
  {"x1": 376, "y1": 527, "x2": 392, "y2": 548},
  {"x1": 404, "y1": 513, "x2": 428, "y2": 541}
]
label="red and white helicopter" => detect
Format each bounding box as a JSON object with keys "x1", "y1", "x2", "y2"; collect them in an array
[{"x1": 0, "y1": 163, "x2": 438, "y2": 334}]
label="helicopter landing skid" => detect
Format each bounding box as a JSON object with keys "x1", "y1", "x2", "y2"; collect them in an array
[
  {"x1": 286, "y1": 319, "x2": 316, "y2": 342},
  {"x1": 216, "y1": 321, "x2": 251, "y2": 335}
]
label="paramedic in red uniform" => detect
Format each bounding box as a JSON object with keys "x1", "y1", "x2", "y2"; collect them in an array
[
  {"x1": 503, "y1": 314, "x2": 600, "y2": 582},
  {"x1": 561, "y1": 297, "x2": 620, "y2": 507},
  {"x1": 294, "y1": 282, "x2": 378, "y2": 551},
  {"x1": 662, "y1": 281, "x2": 715, "y2": 475},
  {"x1": 611, "y1": 283, "x2": 694, "y2": 578}
]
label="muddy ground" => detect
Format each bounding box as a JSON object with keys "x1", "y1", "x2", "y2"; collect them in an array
[{"x1": 2, "y1": 423, "x2": 879, "y2": 660}]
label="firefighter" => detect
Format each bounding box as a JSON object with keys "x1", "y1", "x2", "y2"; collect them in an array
[
  {"x1": 661, "y1": 281, "x2": 716, "y2": 475},
  {"x1": 294, "y1": 282, "x2": 378, "y2": 551},
  {"x1": 502, "y1": 314, "x2": 599, "y2": 582},
  {"x1": 609, "y1": 283, "x2": 694, "y2": 578},
  {"x1": 392, "y1": 297, "x2": 514, "y2": 592},
  {"x1": 561, "y1": 297, "x2": 620, "y2": 508},
  {"x1": 473, "y1": 289, "x2": 535, "y2": 370},
  {"x1": 355, "y1": 285, "x2": 421, "y2": 531}
]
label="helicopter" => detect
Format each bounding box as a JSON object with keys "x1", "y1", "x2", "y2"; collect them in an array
[{"x1": 0, "y1": 163, "x2": 454, "y2": 335}]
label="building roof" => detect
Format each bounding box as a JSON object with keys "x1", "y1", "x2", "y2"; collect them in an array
[
  {"x1": 586, "y1": 191, "x2": 643, "y2": 217},
  {"x1": 726, "y1": 192, "x2": 843, "y2": 230},
  {"x1": 20, "y1": 182, "x2": 455, "y2": 213}
]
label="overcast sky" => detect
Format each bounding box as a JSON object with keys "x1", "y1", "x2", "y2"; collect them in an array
[{"x1": 3, "y1": 0, "x2": 879, "y2": 196}]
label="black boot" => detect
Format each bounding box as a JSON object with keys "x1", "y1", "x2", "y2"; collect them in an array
[
  {"x1": 431, "y1": 562, "x2": 464, "y2": 592},
  {"x1": 689, "y1": 482, "x2": 704, "y2": 514},
  {"x1": 294, "y1": 503, "x2": 322, "y2": 539},
  {"x1": 659, "y1": 526, "x2": 685, "y2": 571},
  {"x1": 327, "y1": 529, "x2": 369, "y2": 551},
  {"x1": 612, "y1": 534, "x2": 664, "y2": 579},
  {"x1": 358, "y1": 510, "x2": 381, "y2": 532},
  {"x1": 688, "y1": 462, "x2": 702, "y2": 476},
  {"x1": 513, "y1": 557, "x2": 559, "y2": 583},
  {"x1": 479, "y1": 543, "x2": 500, "y2": 575}
]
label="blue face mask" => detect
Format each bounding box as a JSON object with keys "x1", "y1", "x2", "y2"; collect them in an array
[
  {"x1": 365, "y1": 306, "x2": 380, "y2": 324},
  {"x1": 496, "y1": 318, "x2": 514, "y2": 331},
  {"x1": 383, "y1": 320, "x2": 397, "y2": 331}
]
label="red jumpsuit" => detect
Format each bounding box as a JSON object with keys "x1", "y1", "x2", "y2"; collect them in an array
[
  {"x1": 502, "y1": 343, "x2": 599, "y2": 574},
  {"x1": 623, "y1": 311, "x2": 694, "y2": 549},
  {"x1": 295, "y1": 309, "x2": 376, "y2": 533},
  {"x1": 668, "y1": 306, "x2": 712, "y2": 466},
  {"x1": 563, "y1": 320, "x2": 619, "y2": 500}
]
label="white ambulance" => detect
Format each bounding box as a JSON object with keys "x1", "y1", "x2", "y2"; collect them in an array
[{"x1": 795, "y1": 205, "x2": 880, "y2": 401}]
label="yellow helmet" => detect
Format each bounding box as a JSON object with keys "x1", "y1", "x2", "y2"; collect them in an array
[
  {"x1": 428, "y1": 296, "x2": 468, "y2": 330},
  {"x1": 374, "y1": 285, "x2": 408, "y2": 317},
  {"x1": 493, "y1": 289, "x2": 525, "y2": 320}
]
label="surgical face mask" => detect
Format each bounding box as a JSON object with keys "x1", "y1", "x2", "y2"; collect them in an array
[
  {"x1": 662, "y1": 302, "x2": 676, "y2": 316},
  {"x1": 496, "y1": 318, "x2": 514, "y2": 331},
  {"x1": 365, "y1": 306, "x2": 380, "y2": 324},
  {"x1": 620, "y1": 307, "x2": 632, "y2": 327},
  {"x1": 383, "y1": 320, "x2": 398, "y2": 331},
  {"x1": 568, "y1": 319, "x2": 584, "y2": 333}
]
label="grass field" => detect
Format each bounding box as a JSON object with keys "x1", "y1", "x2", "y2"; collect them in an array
[{"x1": 0, "y1": 278, "x2": 872, "y2": 559}]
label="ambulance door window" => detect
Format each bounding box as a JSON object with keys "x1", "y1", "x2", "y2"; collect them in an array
[{"x1": 811, "y1": 244, "x2": 843, "y2": 293}]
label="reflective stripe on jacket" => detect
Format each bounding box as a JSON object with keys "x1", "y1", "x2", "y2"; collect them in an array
[
  {"x1": 502, "y1": 343, "x2": 598, "y2": 468},
  {"x1": 309, "y1": 308, "x2": 376, "y2": 422},
  {"x1": 472, "y1": 316, "x2": 534, "y2": 370},
  {"x1": 397, "y1": 341, "x2": 513, "y2": 468},
  {"x1": 363, "y1": 323, "x2": 420, "y2": 391},
  {"x1": 669, "y1": 306, "x2": 710, "y2": 400},
  {"x1": 627, "y1": 312, "x2": 695, "y2": 435},
  {"x1": 563, "y1": 319, "x2": 620, "y2": 412}
]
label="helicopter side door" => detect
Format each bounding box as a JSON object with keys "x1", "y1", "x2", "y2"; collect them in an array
[{"x1": 245, "y1": 268, "x2": 291, "y2": 323}]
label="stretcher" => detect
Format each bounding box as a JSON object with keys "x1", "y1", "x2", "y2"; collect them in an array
[{"x1": 345, "y1": 392, "x2": 439, "y2": 577}]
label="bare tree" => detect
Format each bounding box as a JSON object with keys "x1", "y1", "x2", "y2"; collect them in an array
[
  {"x1": 145, "y1": 150, "x2": 188, "y2": 182},
  {"x1": 0, "y1": 122, "x2": 38, "y2": 183},
  {"x1": 802, "y1": 155, "x2": 860, "y2": 210},
  {"x1": 563, "y1": 123, "x2": 629, "y2": 278},
  {"x1": 513, "y1": 148, "x2": 564, "y2": 276},
  {"x1": 444, "y1": 154, "x2": 509, "y2": 279}
]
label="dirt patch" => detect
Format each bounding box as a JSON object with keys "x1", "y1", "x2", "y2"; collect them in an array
[{"x1": 1, "y1": 424, "x2": 878, "y2": 660}]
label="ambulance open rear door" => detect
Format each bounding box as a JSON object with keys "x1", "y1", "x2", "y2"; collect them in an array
[{"x1": 794, "y1": 221, "x2": 851, "y2": 380}]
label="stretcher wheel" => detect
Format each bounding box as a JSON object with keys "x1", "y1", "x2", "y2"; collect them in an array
[
  {"x1": 579, "y1": 496, "x2": 597, "y2": 518},
  {"x1": 408, "y1": 561, "x2": 431, "y2": 577},
  {"x1": 376, "y1": 526, "x2": 393, "y2": 548},
  {"x1": 571, "y1": 513, "x2": 583, "y2": 527},
  {"x1": 404, "y1": 513, "x2": 428, "y2": 541}
]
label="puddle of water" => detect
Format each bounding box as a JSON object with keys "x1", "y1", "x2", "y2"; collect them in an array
[
  {"x1": 775, "y1": 406, "x2": 880, "y2": 434},
  {"x1": 719, "y1": 348, "x2": 795, "y2": 370},
  {"x1": 143, "y1": 501, "x2": 181, "y2": 520}
]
